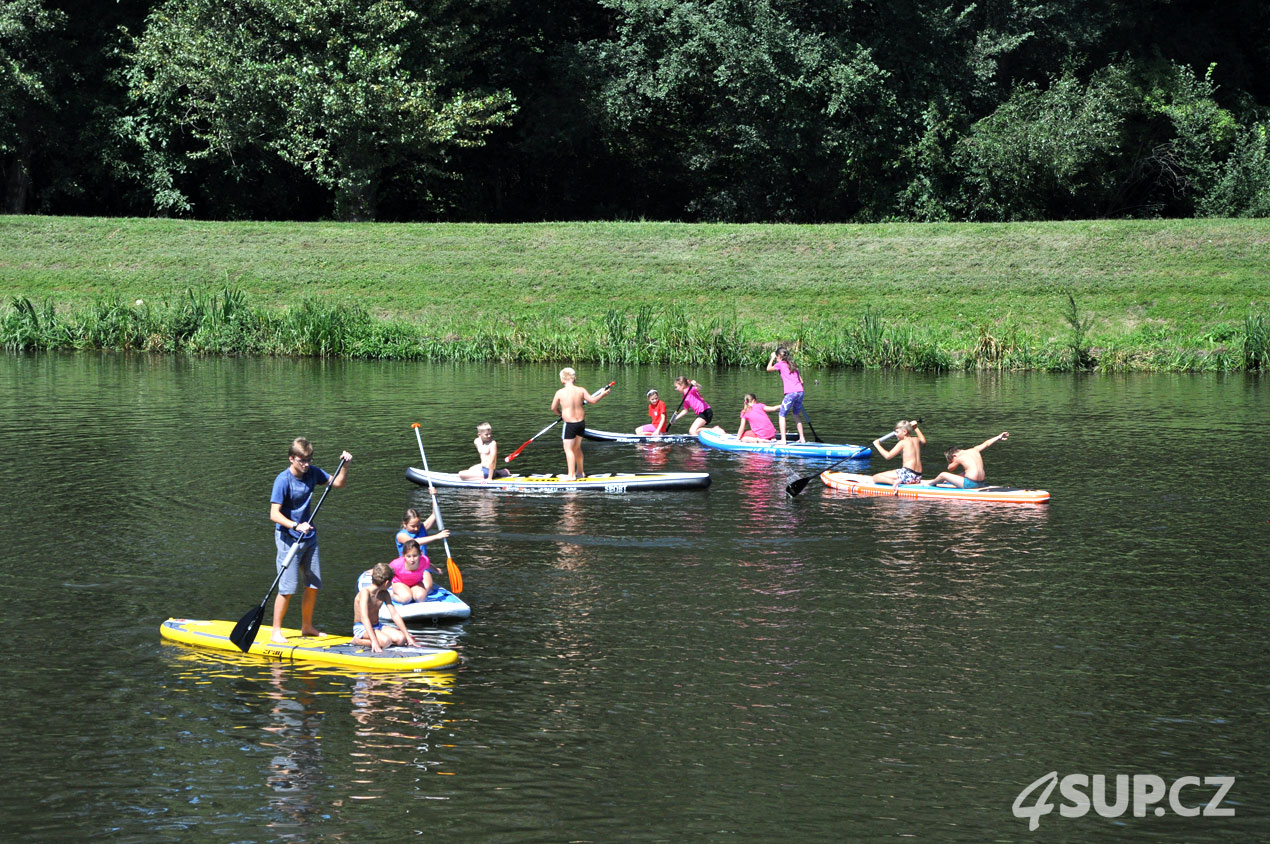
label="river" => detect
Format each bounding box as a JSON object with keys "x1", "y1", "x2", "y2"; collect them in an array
[{"x1": 0, "y1": 353, "x2": 1264, "y2": 843}]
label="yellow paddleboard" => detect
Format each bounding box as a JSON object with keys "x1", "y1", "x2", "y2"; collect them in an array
[{"x1": 160, "y1": 618, "x2": 459, "y2": 672}]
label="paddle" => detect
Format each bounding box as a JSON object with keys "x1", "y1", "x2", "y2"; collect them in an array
[
  {"x1": 785, "y1": 419, "x2": 922, "y2": 498},
  {"x1": 663, "y1": 390, "x2": 689, "y2": 433},
  {"x1": 506, "y1": 380, "x2": 615, "y2": 460},
  {"x1": 801, "y1": 408, "x2": 825, "y2": 443},
  {"x1": 504, "y1": 419, "x2": 559, "y2": 463},
  {"x1": 230, "y1": 456, "x2": 348, "y2": 652},
  {"x1": 412, "y1": 423, "x2": 463, "y2": 594}
]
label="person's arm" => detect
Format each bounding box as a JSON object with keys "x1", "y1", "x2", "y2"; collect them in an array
[
  {"x1": 974, "y1": 432, "x2": 1008, "y2": 452},
  {"x1": 910, "y1": 423, "x2": 926, "y2": 445},
  {"x1": 328, "y1": 451, "x2": 353, "y2": 488},
  {"x1": 765, "y1": 352, "x2": 780, "y2": 372},
  {"x1": 550, "y1": 389, "x2": 562, "y2": 416},
  {"x1": 416, "y1": 529, "x2": 450, "y2": 546},
  {"x1": 873, "y1": 439, "x2": 903, "y2": 460},
  {"x1": 736, "y1": 415, "x2": 748, "y2": 439},
  {"x1": 387, "y1": 604, "x2": 417, "y2": 647},
  {"x1": 583, "y1": 384, "x2": 611, "y2": 404}
]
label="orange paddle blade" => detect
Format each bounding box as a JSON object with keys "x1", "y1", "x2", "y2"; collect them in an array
[{"x1": 447, "y1": 558, "x2": 463, "y2": 594}]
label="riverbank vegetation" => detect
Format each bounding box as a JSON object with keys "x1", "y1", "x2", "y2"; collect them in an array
[{"x1": 3, "y1": 216, "x2": 1267, "y2": 371}]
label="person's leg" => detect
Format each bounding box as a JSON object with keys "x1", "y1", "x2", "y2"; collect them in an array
[
  {"x1": 572, "y1": 437, "x2": 585, "y2": 478},
  {"x1": 300, "y1": 587, "x2": 321, "y2": 636},
  {"x1": 933, "y1": 472, "x2": 967, "y2": 487},
  {"x1": 271, "y1": 592, "x2": 292, "y2": 643},
  {"x1": 562, "y1": 437, "x2": 577, "y2": 478},
  {"x1": 391, "y1": 582, "x2": 413, "y2": 603}
]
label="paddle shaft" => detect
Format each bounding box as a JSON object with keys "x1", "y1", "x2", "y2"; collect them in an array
[
  {"x1": 785, "y1": 426, "x2": 907, "y2": 498},
  {"x1": 505, "y1": 419, "x2": 559, "y2": 463},
  {"x1": 231, "y1": 457, "x2": 347, "y2": 651},
  {"x1": 412, "y1": 423, "x2": 462, "y2": 593},
  {"x1": 506, "y1": 380, "x2": 615, "y2": 460}
]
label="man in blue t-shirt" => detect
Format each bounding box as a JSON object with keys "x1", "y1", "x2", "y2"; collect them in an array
[{"x1": 268, "y1": 437, "x2": 352, "y2": 644}]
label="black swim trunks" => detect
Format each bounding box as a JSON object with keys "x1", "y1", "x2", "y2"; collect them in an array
[
  {"x1": 562, "y1": 420, "x2": 586, "y2": 439},
  {"x1": 697, "y1": 408, "x2": 714, "y2": 424}
]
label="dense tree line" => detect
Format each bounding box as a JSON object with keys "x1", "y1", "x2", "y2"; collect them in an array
[{"x1": 2, "y1": 0, "x2": 1268, "y2": 222}]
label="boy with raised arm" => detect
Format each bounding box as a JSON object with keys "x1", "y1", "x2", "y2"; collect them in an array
[
  {"x1": 871, "y1": 420, "x2": 926, "y2": 494},
  {"x1": 933, "y1": 432, "x2": 1009, "y2": 488},
  {"x1": 550, "y1": 368, "x2": 611, "y2": 480}
]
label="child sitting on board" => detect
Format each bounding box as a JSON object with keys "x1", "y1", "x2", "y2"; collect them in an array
[
  {"x1": 458, "y1": 422, "x2": 512, "y2": 480},
  {"x1": 637, "y1": 388, "x2": 668, "y2": 435},
  {"x1": 736, "y1": 393, "x2": 779, "y2": 441},
  {"x1": 393, "y1": 507, "x2": 449, "y2": 556},
  {"x1": 389, "y1": 539, "x2": 434, "y2": 603},
  {"x1": 353, "y1": 562, "x2": 418, "y2": 653},
  {"x1": 871, "y1": 420, "x2": 926, "y2": 493},
  {"x1": 932, "y1": 432, "x2": 1008, "y2": 488}
]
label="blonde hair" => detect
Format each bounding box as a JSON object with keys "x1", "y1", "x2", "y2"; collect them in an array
[
  {"x1": 476, "y1": 422, "x2": 492, "y2": 433},
  {"x1": 560, "y1": 367, "x2": 576, "y2": 382},
  {"x1": 288, "y1": 437, "x2": 313, "y2": 459}
]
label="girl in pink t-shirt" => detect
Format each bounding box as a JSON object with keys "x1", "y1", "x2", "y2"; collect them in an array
[
  {"x1": 669, "y1": 376, "x2": 728, "y2": 435},
  {"x1": 737, "y1": 394, "x2": 779, "y2": 441},
  {"x1": 389, "y1": 539, "x2": 433, "y2": 603},
  {"x1": 765, "y1": 346, "x2": 807, "y2": 443}
]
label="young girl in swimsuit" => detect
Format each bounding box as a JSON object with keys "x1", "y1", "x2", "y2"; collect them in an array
[
  {"x1": 394, "y1": 507, "x2": 449, "y2": 556},
  {"x1": 388, "y1": 539, "x2": 433, "y2": 603},
  {"x1": 737, "y1": 393, "x2": 779, "y2": 441}
]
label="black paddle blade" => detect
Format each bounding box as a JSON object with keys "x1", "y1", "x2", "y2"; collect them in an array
[
  {"x1": 785, "y1": 476, "x2": 816, "y2": 497},
  {"x1": 229, "y1": 605, "x2": 266, "y2": 652}
]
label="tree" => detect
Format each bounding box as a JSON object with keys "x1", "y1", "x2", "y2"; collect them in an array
[
  {"x1": 0, "y1": 0, "x2": 65, "y2": 212},
  {"x1": 120, "y1": 0, "x2": 515, "y2": 220}
]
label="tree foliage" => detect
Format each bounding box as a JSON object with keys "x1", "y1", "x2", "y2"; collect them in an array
[
  {"x1": 1, "y1": 0, "x2": 1268, "y2": 221},
  {"x1": 120, "y1": 0, "x2": 514, "y2": 219}
]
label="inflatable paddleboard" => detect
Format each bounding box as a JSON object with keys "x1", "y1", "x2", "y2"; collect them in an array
[
  {"x1": 821, "y1": 471, "x2": 1050, "y2": 504},
  {"x1": 406, "y1": 467, "x2": 710, "y2": 492},
  {"x1": 580, "y1": 428, "x2": 697, "y2": 444},
  {"x1": 160, "y1": 618, "x2": 460, "y2": 672},
  {"x1": 356, "y1": 570, "x2": 470, "y2": 622},
  {"x1": 698, "y1": 427, "x2": 872, "y2": 459}
]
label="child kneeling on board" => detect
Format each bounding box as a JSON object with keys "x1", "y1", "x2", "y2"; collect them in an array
[{"x1": 354, "y1": 562, "x2": 418, "y2": 652}]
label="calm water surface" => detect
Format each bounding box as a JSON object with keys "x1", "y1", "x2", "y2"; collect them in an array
[{"x1": 0, "y1": 354, "x2": 1265, "y2": 843}]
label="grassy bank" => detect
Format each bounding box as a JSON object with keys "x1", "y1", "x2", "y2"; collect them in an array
[{"x1": 3, "y1": 216, "x2": 1268, "y2": 370}]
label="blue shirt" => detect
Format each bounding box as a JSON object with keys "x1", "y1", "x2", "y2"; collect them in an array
[{"x1": 271, "y1": 465, "x2": 331, "y2": 540}]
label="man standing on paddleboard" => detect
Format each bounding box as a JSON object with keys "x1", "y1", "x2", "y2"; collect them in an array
[{"x1": 268, "y1": 437, "x2": 352, "y2": 644}]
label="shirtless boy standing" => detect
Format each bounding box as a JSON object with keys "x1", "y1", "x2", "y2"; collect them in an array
[
  {"x1": 933, "y1": 432, "x2": 1008, "y2": 488},
  {"x1": 871, "y1": 420, "x2": 926, "y2": 494},
  {"x1": 458, "y1": 422, "x2": 511, "y2": 481},
  {"x1": 550, "y1": 368, "x2": 612, "y2": 479}
]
